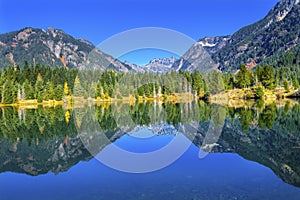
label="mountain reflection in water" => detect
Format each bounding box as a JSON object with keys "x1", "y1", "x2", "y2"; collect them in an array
[{"x1": 0, "y1": 100, "x2": 300, "y2": 191}]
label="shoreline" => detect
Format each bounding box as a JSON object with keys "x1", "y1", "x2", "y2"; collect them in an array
[{"x1": 0, "y1": 90, "x2": 299, "y2": 109}]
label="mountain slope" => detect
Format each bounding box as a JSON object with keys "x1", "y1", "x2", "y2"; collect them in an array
[
  {"x1": 0, "y1": 27, "x2": 132, "y2": 72},
  {"x1": 195, "y1": 0, "x2": 300, "y2": 71}
]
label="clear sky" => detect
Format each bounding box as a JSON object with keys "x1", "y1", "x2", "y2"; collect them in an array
[{"x1": 0, "y1": 0, "x2": 280, "y2": 64}]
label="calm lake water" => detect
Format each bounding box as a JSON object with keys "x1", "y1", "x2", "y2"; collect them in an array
[{"x1": 0, "y1": 100, "x2": 300, "y2": 199}]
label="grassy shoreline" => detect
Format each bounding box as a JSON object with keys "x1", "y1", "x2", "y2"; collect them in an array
[
  {"x1": 0, "y1": 89, "x2": 299, "y2": 109},
  {"x1": 210, "y1": 87, "x2": 300, "y2": 100}
]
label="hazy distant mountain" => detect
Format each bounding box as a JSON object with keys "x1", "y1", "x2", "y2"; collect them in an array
[
  {"x1": 123, "y1": 57, "x2": 177, "y2": 73},
  {"x1": 143, "y1": 57, "x2": 177, "y2": 73},
  {"x1": 180, "y1": 0, "x2": 300, "y2": 72}
]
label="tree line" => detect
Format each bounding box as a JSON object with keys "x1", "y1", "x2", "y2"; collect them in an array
[
  {"x1": 0, "y1": 61, "x2": 77, "y2": 104},
  {"x1": 0, "y1": 62, "x2": 211, "y2": 103},
  {"x1": 222, "y1": 63, "x2": 300, "y2": 98},
  {"x1": 0, "y1": 61, "x2": 299, "y2": 104}
]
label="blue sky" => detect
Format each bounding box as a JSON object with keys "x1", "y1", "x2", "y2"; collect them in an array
[{"x1": 0, "y1": 0, "x2": 279, "y2": 64}]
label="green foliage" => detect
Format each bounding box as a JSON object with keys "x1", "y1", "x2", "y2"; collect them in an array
[
  {"x1": 54, "y1": 85, "x2": 64, "y2": 101},
  {"x1": 260, "y1": 65, "x2": 275, "y2": 89},
  {"x1": 221, "y1": 62, "x2": 298, "y2": 98},
  {"x1": 44, "y1": 81, "x2": 54, "y2": 100},
  {"x1": 2, "y1": 79, "x2": 17, "y2": 104},
  {"x1": 235, "y1": 64, "x2": 252, "y2": 88},
  {"x1": 283, "y1": 79, "x2": 290, "y2": 93},
  {"x1": 258, "y1": 104, "x2": 276, "y2": 129},
  {"x1": 0, "y1": 63, "x2": 76, "y2": 103},
  {"x1": 0, "y1": 106, "x2": 77, "y2": 144},
  {"x1": 255, "y1": 86, "x2": 265, "y2": 99},
  {"x1": 0, "y1": 60, "x2": 298, "y2": 105},
  {"x1": 292, "y1": 77, "x2": 299, "y2": 90},
  {"x1": 35, "y1": 78, "x2": 44, "y2": 103},
  {"x1": 239, "y1": 109, "x2": 253, "y2": 131},
  {"x1": 205, "y1": 70, "x2": 225, "y2": 94},
  {"x1": 22, "y1": 80, "x2": 34, "y2": 100}
]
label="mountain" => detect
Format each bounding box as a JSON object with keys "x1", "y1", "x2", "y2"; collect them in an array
[
  {"x1": 143, "y1": 57, "x2": 177, "y2": 73},
  {"x1": 1, "y1": 0, "x2": 299, "y2": 73},
  {"x1": 183, "y1": 0, "x2": 300, "y2": 72},
  {"x1": 0, "y1": 27, "x2": 133, "y2": 72},
  {"x1": 123, "y1": 57, "x2": 177, "y2": 73},
  {"x1": 171, "y1": 41, "x2": 218, "y2": 72}
]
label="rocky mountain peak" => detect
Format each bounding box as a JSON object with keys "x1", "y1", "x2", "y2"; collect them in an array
[
  {"x1": 148, "y1": 57, "x2": 176, "y2": 66},
  {"x1": 267, "y1": 0, "x2": 299, "y2": 24},
  {"x1": 142, "y1": 57, "x2": 177, "y2": 73}
]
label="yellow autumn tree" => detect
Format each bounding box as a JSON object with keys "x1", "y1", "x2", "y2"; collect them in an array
[
  {"x1": 65, "y1": 110, "x2": 70, "y2": 124},
  {"x1": 64, "y1": 81, "x2": 69, "y2": 96}
]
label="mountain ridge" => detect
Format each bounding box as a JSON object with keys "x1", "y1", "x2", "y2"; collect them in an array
[
  {"x1": 0, "y1": 0, "x2": 299, "y2": 73},
  {"x1": 0, "y1": 27, "x2": 134, "y2": 72},
  {"x1": 196, "y1": 0, "x2": 300, "y2": 71}
]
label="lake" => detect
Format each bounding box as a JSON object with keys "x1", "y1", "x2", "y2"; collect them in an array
[{"x1": 0, "y1": 100, "x2": 300, "y2": 199}]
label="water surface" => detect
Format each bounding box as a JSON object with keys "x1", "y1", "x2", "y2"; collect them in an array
[{"x1": 0, "y1": 101, "x2": 300, "y2": 199}]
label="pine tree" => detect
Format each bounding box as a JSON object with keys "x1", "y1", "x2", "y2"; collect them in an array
[
  {"x1": 283, "y1": 79, "x2": 290, "y2": 93},
  {"x1": 255, "y1": 65, "x2": 263, "y2": 84},
  {"x1": 256, "y1": 86, "x2": 265, "y2": 99},
  {"x1": 235, "y1": 64, "x2": 251, "y2": 88},
  {"x1": 54, "y1": 85, "x2": 64, "y2": 101},
  {"x1": 73, "y1": 76, "x2": 84, "y2": 97},
  {"x1": 23, "y1": 80, "x2": 34, "y2": 100},
  {"x1": 261, "y1": 64, "x2": 275, "y2": 89},
  {"x1": 292, "y1": 78, "x2": 299, "y2": 90},
  {"x1": 35, "y1": 73, "x2": 44, "y2": 103},
  {"x1": 2, "y1": 79, "x2": 17, "y2": 104},
  {"x1": 44, "y1": 81, "x2": 54, "y2": 100}
]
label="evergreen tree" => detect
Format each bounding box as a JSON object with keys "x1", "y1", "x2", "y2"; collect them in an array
[
  {"x1": 54, "y1": 85, "x2": 64, "y2": 101},
  {"x1": 256, "y1": 86, "x2": 265, "y2": 99},
  {"x1": 227, "y1": 73, "x2": 235, "y2": 90},
  {"x1": 261, "y1": 64, "x2": 275, "y2": 89},
  {"x1": 283, "y1": 79, "x2": 290, "y2": 93},
  {"x1": 255, "y1": 65, "x2": 263, "y2": 84},
  {"x1": 235, "y1": 64, "x2": 251, "y2": 88},
  {"x1": 292, "y1": 78, "x2": 299, "y2": 90},
  {"x1": 35, "y1": 73, "x2": 44, "y2": 103},
  {"x1": 73, "y1": 76, "x2": 84, "y2": 97},
  {"x1": 22, "y1": 80, "x2": 34, "y2": 100},
  {"x1": 2, "y1": 80, "x2": 17, "y2": 104},
  {"x1": 44, "y1": 81, "x2": 54, "y2": 100}
]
